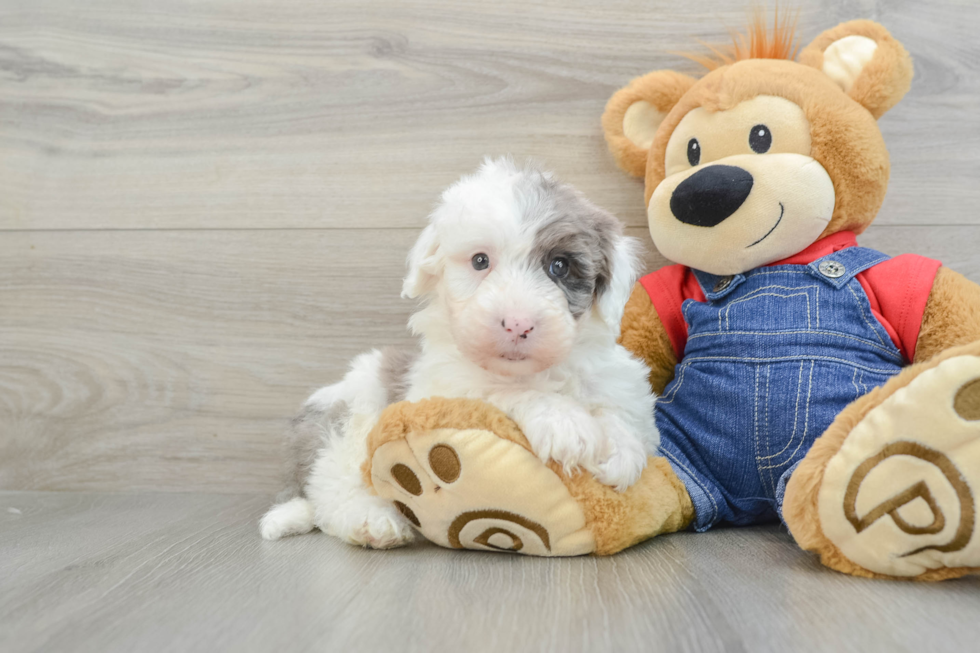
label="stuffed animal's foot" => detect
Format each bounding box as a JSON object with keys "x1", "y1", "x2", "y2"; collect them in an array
[
  {"x1": 366, "y1": 398, "x2": 694, "y2": 556},
  {"x1": 371, "y1": 425, "x2": 596, "y2": 556},
  {"x1": 786, "y1": 349, "x2": 980, "y2": 580}
]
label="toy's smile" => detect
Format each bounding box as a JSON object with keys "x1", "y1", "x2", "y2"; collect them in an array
[{"x1": 747, "y1": 202, "x2": 784, "y2": 248}]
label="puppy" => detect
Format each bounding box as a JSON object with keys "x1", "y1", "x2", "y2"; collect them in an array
[{"x1": 260, "y1": 158, "x2": 659, "y2": 547}]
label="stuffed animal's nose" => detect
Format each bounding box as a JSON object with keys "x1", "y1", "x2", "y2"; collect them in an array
[
  {"x1": 670, "y1": 165, "x2": 754, "y2": 227},
  {"x1": 501, "y1": 318, "x2": 534, "y2": 340}
]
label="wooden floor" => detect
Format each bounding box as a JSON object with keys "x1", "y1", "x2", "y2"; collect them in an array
[
  {"x1": 2, "y1": 491, "x2": 979, "y2": 653},
  {"x1": 2, "y1": 0, "x2": 980, "y2": 651}
]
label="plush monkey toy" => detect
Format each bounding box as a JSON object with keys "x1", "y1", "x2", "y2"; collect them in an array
[{"x1": 367, "y1": 19, "x2": 980, "y2": 580}]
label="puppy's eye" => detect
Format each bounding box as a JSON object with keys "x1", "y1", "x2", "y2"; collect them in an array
[
  {"x1": 471, "y1": 253, "x2": 490, "y2": 271},
  {"x1": 749, "y1": 124, "x2": 771, "y2": 153},
  {"x1": 548, "y1": 257, "x2": 569, "y2": 279},
  {"x1": 687, "y1": 138, "x2": 700, "y2": 166}
]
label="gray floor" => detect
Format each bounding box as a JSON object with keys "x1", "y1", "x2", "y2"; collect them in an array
[
  {"x1": 4, "y1": 0, "x2": 980, "y2": 651},
  {"x1": 2, "y1": 491, "x2": 979, "y2": 653}
]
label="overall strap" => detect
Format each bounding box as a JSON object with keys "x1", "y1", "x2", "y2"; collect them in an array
[
  {"x1": 691, "y1": 269, "x2": 747, "y2": 301},
  {"x1": 805, "y1": 247, "x2": 891, "y2": 289}
]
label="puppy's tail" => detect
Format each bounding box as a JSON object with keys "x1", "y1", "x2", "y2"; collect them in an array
[{"x1": 259, "y1": 497, "x2": 315, "y2": 540}]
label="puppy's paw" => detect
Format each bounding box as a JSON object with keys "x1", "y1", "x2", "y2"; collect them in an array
[
  {"x1": 592, "y1": 443, "x2": 647, "y2": 492},
  {"x1": 521, "y1": 407, "x2": 609, "y2": 476},
  {"x1": 260, "y1": 497, "x2": 315, "y2": 540},
  {"x1": 324, "y1": 497, "x2": 415, "y2": 549},
  {"x1": 590, "y1": 413, "x2": 651, "y2": 491}
]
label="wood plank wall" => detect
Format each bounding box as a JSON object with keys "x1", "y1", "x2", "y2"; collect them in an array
[{"x1": 2, "y1": 0, "x2": 978, "y2": 492}]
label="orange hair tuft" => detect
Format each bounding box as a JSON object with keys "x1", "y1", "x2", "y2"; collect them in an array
[{"x1": 682, "y1": 6, "x2": 801, "y2": 71}]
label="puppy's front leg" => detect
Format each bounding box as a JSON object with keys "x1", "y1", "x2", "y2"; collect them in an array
[
  {"x1": 489, "y1": 391, "x2": 610, "y2": 478},
  {"x1": 591, "y1": 412, "x2": 650, "y2": 492}
]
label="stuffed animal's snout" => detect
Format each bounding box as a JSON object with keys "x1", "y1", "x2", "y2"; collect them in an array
[{"x1": 670, "y1": 165, "x2": 754, "y2": 228}]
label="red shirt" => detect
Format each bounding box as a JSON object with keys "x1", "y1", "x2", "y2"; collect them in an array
[{"x1": 639, "y1": 231, "x2": 941, "y2": 363}]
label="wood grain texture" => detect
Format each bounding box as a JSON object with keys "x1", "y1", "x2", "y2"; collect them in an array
[
  {"x1": 2, "y1": 0, "x2": 980, "y2": 231},
  {"x1": 0, "y1": 491, "x2": 978, "y2": 653},
  {"x1": 2, "y1": 225, "x2": 976, "y2": 492},
  {"x1": 1, "y1": 0, "x2": 980, "y2": 493}
]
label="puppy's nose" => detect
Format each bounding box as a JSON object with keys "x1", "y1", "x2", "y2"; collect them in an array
[
  {"x1": 501, "y1": 318, "x2": 534, "y2": 340},
  {"x1": 670, "y1": 165, "x2": 754, "y2": 227}
]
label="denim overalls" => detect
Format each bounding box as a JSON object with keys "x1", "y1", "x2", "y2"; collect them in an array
[{"x1": 655, "y1": 247, "x2": 906, "y2": 531}]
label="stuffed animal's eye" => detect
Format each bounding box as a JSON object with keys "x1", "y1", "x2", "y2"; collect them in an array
[
  {"x1": 548, "y1": 256, "x2": 569, "y2": 278},
  {"x1": 471, "y1": 253, "x2": 490, "y2": 270},
  {"x1": 687, "y1": 138, "x2": 701, "y2": 166},
  {"x1": 749, "y1": 125, "x2": 772, "y2": 153}
]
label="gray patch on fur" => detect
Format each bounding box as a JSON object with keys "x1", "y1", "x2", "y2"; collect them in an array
[
  {"x1": 275, "y1": 346, "x2": 417, "y2": 503},
  {"x1": 377, "y1": 346, "x2": 417, "y2": 404},
  {"x1": 513, "y1": 165, "x2": 623, "y2": 318},
  {"x1": 275, "y1": 400, "x2": 350, "y2": 503}
]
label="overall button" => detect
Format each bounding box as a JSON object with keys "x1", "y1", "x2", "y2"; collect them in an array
[
  {"x1": 818, "y1": 260, "x2": 846, "y2": 278},
  {"x1": 713, "y1": 275, "x2": 734, "y2": 292}
]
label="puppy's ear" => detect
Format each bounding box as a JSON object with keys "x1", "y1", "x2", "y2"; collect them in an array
[
  {"x1": 800, "y1": 20, "x2": 912, "y2": 119},
  {"x1": 402, "y1": 223, "x2": 441, "y2": 299},
  {"x1": 596, "y1": 234, "x2": 643, "y2": 334},
  {"x1": 602, "y1": 70, "x2": 697, "y2": 177}
]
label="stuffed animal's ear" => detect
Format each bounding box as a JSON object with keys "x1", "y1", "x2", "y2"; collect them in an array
[
  {"x1": 596, "y1": 234, "x2": 643, "y2": 334},
  {"x1": 800, "y1": 20, "x2": 913, "y2": 119},
  {"x1": 602, "y1": 70, "x2": 697, "y2": 177},
  {"x1": 402, "y1": 223, "x2": 441, "y2": 299}
]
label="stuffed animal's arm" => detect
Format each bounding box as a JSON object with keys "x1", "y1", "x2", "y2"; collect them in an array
[
  {"x1": 618, "y1": 283, "x2": 678, "y2": 395},
  {"x1": 914, "y1": 266, "x2": 980, "y2": 363}
]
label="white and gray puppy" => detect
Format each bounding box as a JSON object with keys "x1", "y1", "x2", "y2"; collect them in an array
[{"x1": 260, "y1": 158, "x2": 659, "y2": 548}]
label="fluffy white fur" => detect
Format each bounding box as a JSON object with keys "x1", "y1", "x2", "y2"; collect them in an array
[{"x1": 261, "y1": 159, "x2": 659, "y2": 548}]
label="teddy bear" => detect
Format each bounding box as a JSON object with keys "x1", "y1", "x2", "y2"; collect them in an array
[{"x1": 364, "y1": 18, "x2": 980, "y2": 581}]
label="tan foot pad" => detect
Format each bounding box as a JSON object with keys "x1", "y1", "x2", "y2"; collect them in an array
[
  {"x1": 819, "y1": 355, "x2": 980, "y2": 577},
  {"x1": 371, "y1": 427, "x2": 596, "y2": 556}
]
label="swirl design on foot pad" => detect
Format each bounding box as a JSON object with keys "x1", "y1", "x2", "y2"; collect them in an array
[
  {"x1": 388, "y1": 442, "x2": 553, "y2": 553},
  {"x1": 448, "y1": 509, "x2": 551, "y2": 552},
  {"x1": 843, "y1": 441, "x2": 975, "y2": 557}
]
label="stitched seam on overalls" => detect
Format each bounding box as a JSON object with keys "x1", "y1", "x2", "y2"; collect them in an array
[
  {"x1": 747, "y1": 269, "x2": 813, "y2": 277},
  {"x1": 765, "y1": 366, "x2": 774, "y2": 494},
  {"x1": 685, "y1": 329, "x2": 903, "y2": 359},
  {"x1": 753, "y1": 366, "x2": 767, "y2": 496},
  {"x1": 657, "y1": 363, "x2": 689, "y2": 405},
  {"x1": 682, "y1": 355, "x2": 898, "y2": 374},
  {"x1": 660, "y1": 448, "x2": 719, "y2": 520},
  {"x1": 752, "y1": 366, "x2": 761, "y2": 493},
  {"x1": 720, "y1": 286, "x2": 816, "y2": 331},
  {"x1": 846, "y1": 282, "x2": 888, "y2": 347},
  {"x1": 758, "y1": 361, "x2": 805, "y2": 463},
  {"x1": 759, "y1": 361, "x2": 814, "y2": 471},
  {"x1": 756, "y1": 365, "x2": 777, "y2": 496}
]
